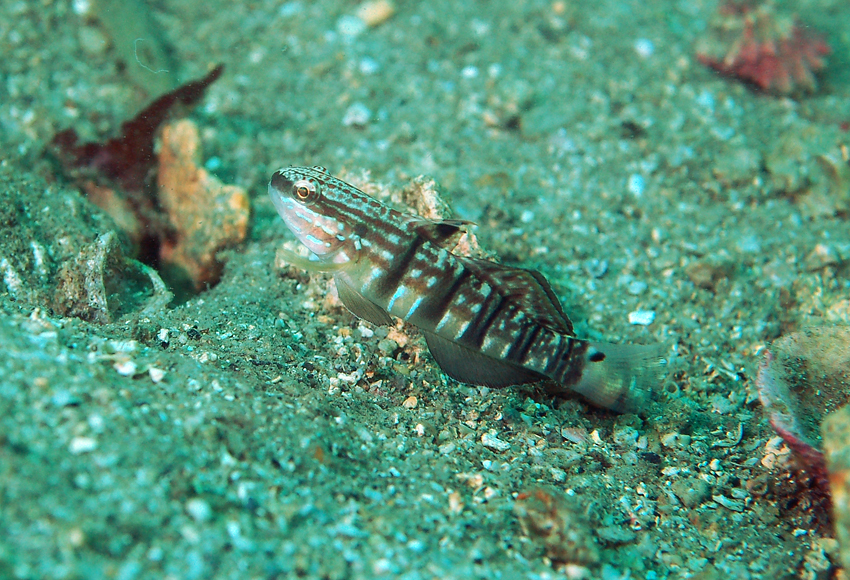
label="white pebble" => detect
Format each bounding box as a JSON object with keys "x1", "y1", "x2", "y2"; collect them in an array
[
  {"x1": 359, "y1": 57, "x2": 380, "y2": 75},
  {"x1": 481, "y1": 431, "x2": 510, "y2": 452},
  {"x1": 343, "y1": 102, "x2": 372, "y2": 127},
  {"x1": 634, "y1": 38, "x2": 654, "y2": 58},
  {"x1": 461, "y1": 65, "x2": 479, "y2": 79},
  {"x1": 627, "y1": 173, "x2": 645, "y2": 197},
  {"x1": 660, "y1": 432, "x2": 690, "y2": 448},
  {"x1": 186, "y1": 498, "x2": 212, "y2": 522},
  {"x1": 627, "y1": 280, "x2": 647, "y2": 295},
  {"x1": 113, "y1": 358, "x2": 138, "y2": 376},
  {"x1": 106, "y1": 339, "x2": 139, "y2": 354},
  {"x1": 72, "y1": 0, "x2": 91, "y2": 15},
  {"x1": 69, "y1": 436, "x2": 97, "y2": 454},
  {"x1": 87, "y1": 413, "x2": 104, "y2": 432},
  {"x1": 337, "y1": 15, "x2": 367, "y2": 38},
  {"x1": 712, "y1": 494, "x2": 745, "y2": 512},
  {"x1": 628, "y1": 309, "x2": 655, "y2": 326}
]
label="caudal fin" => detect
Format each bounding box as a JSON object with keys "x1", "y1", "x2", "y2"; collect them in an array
[{"x1": 567, "y1": 341, "x2": 667, "y2": 412}]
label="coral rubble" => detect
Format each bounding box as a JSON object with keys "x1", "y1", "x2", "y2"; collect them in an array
[
  {"x1": 53, "y1": 231, "x2": 173, "y2": 323},
  {"x1": 156, "y1": 119, "x2": 250, "y2": 290}
]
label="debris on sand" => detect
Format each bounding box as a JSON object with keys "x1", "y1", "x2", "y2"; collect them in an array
[
  {"x1": 756, "y1": 326, "x2": 850, "y2": 492},
  {"x1": 696, "y1": 1, "x2": 830, "y2": 95},
  {"x1": 514, "y1": 488, "x2": 600, "y2": 569},
  {"x1": 52, "y1": 65, "x2": 224, "y2": 197},
  {"x1": 53, "y1": 231, "x2": 173, "y2": 323}
]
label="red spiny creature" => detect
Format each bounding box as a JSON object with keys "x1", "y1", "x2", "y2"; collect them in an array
[{"x1": 696, "y1": 1, "x2": 830, "y2": 95}]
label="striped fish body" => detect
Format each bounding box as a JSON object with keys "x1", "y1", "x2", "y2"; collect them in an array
[{"x1": 269, "y1": 166, "x2": 663, "y2": 412}]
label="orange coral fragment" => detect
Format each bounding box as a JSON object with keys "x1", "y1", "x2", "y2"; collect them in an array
[{"x1": 157, "y1": 120, "x2": 250, "y2": 289}]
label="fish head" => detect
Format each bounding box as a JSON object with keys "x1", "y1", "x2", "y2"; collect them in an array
[{"x1": 268, "y1": 166, "x2": 348, "y2": 257}]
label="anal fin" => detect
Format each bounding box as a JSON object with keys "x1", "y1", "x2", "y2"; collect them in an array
[
  {"x1": 334, "y1": 276, "x2": 393, "y2": 326},
  {"x1": 423, "y1": 331, "x2": 543, "y2": 388}
]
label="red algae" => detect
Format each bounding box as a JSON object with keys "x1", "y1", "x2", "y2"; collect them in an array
[
  {"x1": 696, "y1": 1, "x2": 830, "y2": 95},
  {"x1": 52, "y1": 64, "x2": 224, "y2": 193},
  {"x1": 48, "y1": 65, "x2": 245, "y2": 293}
]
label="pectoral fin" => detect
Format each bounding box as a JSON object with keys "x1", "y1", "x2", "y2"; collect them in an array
[
  {"x1": 277, "y1": 247, "x2": 352, "y2": 273},
  {"x1": 334, "y1": 276, "x2": 393, "y2": 326},
  {"x1": 423, "y1": 331, "x2": 543, "y2": 388}
]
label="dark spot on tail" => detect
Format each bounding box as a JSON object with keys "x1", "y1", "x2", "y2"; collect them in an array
[{"x1": 589, "y1": 351, "x2": 606, "y2": 362}]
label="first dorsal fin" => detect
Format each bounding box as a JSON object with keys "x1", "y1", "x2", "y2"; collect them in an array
[
  {"x1": 459, "y1": 258, "x2": 573, "y2": 335},
  {"x1": 409, "y1": 218, "x2": 475, "y2": 248}
]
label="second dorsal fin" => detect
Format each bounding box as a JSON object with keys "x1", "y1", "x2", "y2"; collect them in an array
[{"x1": 459, "y1": 258, "x2": 574, "y2": 335}]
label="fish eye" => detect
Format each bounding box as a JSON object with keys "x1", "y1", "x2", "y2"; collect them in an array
[{"x1": 292, "y1": 179, "x2": 320, "y2": 203}]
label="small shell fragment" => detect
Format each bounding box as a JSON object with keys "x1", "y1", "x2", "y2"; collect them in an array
[
  {"x1": 481, "y1": 431, "x2": 511, "y2": 452},
  {"x1": 69, "y1": 436, "x2": 97, "y2": 454},
  {"x1": 343, "y1": 102, "x2": 372, "y2": 128},
  {"x1": 113, "y1": 358, "x2": 138, "y2": 376},
  {"x1": 402, "y1": 395, "x2": 417, "y2": 409},
  {"x1": 356, "y1": 0, "x2": 395, "y2": 27},
  {"x1": 448, "y1": 491, "x2": 464, "y2": 514},
  {"x1": 628, "y1": 309, "x2": 656, "y2": 326},
  {"x1": 712, "y1": 494, "x2": 746, "y2": 512}
]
